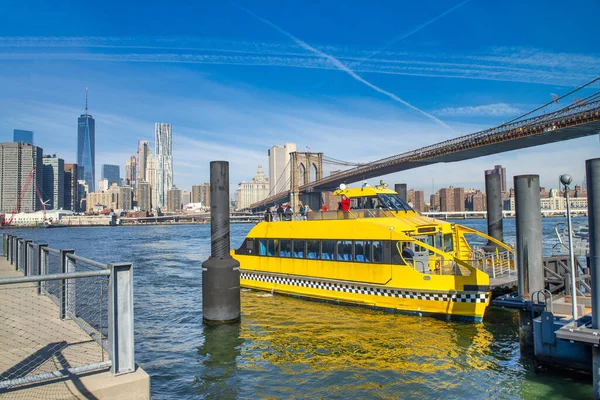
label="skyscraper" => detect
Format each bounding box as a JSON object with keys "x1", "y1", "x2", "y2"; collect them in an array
[
  {"x1": 234, "y1": 164, "x2": 270, "y2": 210},
  {"x1": 13, "y1": 129, "x2": 34, "y2": 144},
  {"x1": 125, "y1": 156, "x2": 137, "y2": 190},
  {"x1": 77, "y1": 90, "x2": 96, "y2": 193},
  {"x1": 167, "y1": 186, "x2": 182, "y2": 212},
  {"x1": 0, "y1": 142, "x2": 44, "y2": 213},
  {"x1": 146, "y1": 152, "x2": 157, "y2": 210},
  {"x1": 137, "y1": 140, "x2": 150, "y2": 187},
  {"x1": 192, "y1": 183, "x2": 210, "y2": 207},
  {"x1": 101, "y1": 164, "x2": 120, "y2": 187},
  {"x1": 268, "y1": 143, "x2": 296, "y2": 195},
  {"x1": 42, "y1": 155, "x2": 65, "y2": 210},
  {"x1": 155, "y1": 123, "x2": 173, "y2": 209},
  {"x1": 64, "y1": 164, "x2": 80, "y2": 211},
  {"x1": 137, "y1": 181, "x2": 151, "y2": 211}
]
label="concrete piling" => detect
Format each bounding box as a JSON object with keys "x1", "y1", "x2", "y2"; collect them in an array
[
  {"x1": 202, "y1": 161, "x2": 241, "y2": 325},
  {"x1": 586, "y1": 158, "x2": 600, "y2": 399},
  {"x1": 483, "y1": 173, "x2": 504, "y2": 251},
  {"x1": 514, "y1": 174, "x2": 544, "y2": 353},
  {"x1": 395, "y1": 184, "x2": 407, "y2": 202}
]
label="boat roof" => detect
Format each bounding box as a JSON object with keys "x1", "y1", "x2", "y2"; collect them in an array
[{"x1": 333, "y1": 185, "x2": 397, "y2": 198}]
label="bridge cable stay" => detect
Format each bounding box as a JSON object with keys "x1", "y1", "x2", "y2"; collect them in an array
[{"x1": 266, "y1": 158, "x2": 292, "y2": 198}]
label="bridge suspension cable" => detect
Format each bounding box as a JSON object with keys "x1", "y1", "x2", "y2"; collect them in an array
[{"x1": 322, "y1": 155, "x2": 365, "y2": 167}]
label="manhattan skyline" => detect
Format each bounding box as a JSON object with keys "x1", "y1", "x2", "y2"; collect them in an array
[{"x1": 0, "y1": 0, "x2": 598, "y2": 197}]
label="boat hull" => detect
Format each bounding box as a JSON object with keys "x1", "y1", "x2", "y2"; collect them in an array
[{"x1": 240, "y1": 270, "x2": 489, "y2": 322}]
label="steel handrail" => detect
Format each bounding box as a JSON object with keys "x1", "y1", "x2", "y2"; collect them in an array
[
  {"x1": 66, "y1": 253, "x2": 110, "y2": 270},
  {"x1": 0, "y1": 269, "x2": 111, "y2": 285}
]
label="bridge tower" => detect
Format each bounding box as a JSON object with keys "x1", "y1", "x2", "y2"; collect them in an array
[{"x1": 290, "y1": 151, "x2": 323, "y2": 213}]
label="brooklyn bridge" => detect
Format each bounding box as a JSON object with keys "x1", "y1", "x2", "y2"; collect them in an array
[{"x1": 250, "y1": 77, "x2": 600, "y2": 211}]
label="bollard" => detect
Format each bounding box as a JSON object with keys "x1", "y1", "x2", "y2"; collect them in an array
[
  {"x1": 586, "y1": 158, "x2": 600, "y2": 399},
  {"x1": 483, "y1": 173, "x2": 504, "y2": 251},
  {"x1": 514, "y1": 175, "x2": 544, "y2": 354},
  {"x1": 395, "y1": 184, "x2": 407, "y2": 202},
  {"x1": 202, "y1": 161, "x2": 241, "y2": 324}
]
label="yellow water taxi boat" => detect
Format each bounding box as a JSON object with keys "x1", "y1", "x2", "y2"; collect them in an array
[{"x1": 233, "y1": 183, "x2": 513, "y2": 322}]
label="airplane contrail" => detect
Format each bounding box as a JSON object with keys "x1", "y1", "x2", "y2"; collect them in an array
[
  {"x1": 362, "y1": 0, "x2": 474, "y2": 64},
  {"x1": 237, "y1": 5, "x2": 454, "y2": 131}
]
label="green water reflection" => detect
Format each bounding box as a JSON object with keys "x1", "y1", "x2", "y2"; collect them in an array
[{"x1": 194, "y1": 290, "x2": 592, "y2": 399}]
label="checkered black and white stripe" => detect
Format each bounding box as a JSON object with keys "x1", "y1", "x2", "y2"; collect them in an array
[{"x1": 241, "y1": 272, "x2": 488, "y2": 303}]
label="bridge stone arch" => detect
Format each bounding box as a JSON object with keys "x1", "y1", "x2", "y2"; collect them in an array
[{"x1": 290, "y1": 151, "x2": 323, "y2": 212}]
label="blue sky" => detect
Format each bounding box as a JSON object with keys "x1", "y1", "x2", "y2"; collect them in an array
[{"x1": 0, "y1": 0, "x2": 599, "y2": 197}]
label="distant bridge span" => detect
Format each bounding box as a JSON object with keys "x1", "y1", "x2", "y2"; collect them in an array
[{"x1": 252, "y1": 88, "x2": 600, "y2": 210}]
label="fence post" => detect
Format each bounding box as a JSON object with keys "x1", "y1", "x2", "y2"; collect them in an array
[
  {"x1": 37, "y1": 244, "x2": 48, "y2": 295},
  {"x1": 23, "y1": 240, "x2": 32, "y2": 276},
  {"x1": 6, "y1": 234, "x2": 11, "y2": 261},
  {"x1": 8, "y1": 235, "x2": 13, "y2": 263},
  {"x1": 2, "y1": 233, "x2": 6, "y2": 258},
  {"x1": 15, "y1": 238, "x2": 21, "y2": 271},
  {"x1": 59, "y1": 249, "x2": 75, "y2": 319},
  {"x1": 108, "y1": 263, "x2": 135, "y2": 375}
]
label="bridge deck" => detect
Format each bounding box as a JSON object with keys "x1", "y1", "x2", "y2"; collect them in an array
[{"x1": 0, "y1": 258, "x2": 149, "y2": 399}]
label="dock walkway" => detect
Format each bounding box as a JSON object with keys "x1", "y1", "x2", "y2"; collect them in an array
[{"x1": 0, "y1": 257, "x2": 150, "y2": 399}]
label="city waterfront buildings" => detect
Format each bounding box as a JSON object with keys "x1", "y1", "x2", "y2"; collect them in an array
[
  {"x1": 192, "y1": 183, "x2": 210, "y2": 207},
  {"x1": 64, "y1": 163, "x2": 80, "y2": 212},
  {"x1": 101, "y1": 164, "x2": 120, "y2": 187},
  {"x1": 137, "y1": 181, "x2": 151, "y2": 211},
  {"x1": 119, "y1": 185, "x2": 133, "y2": 210},
  {"x1": 13, "y1": 129, "x2": 34, "y2": 144},
  {"x1": 77, "y1": 95, "x2": 96, "y2": 193},
  {"x1": 155, "y1": 123, "x2": 173, "y2": 209},
  {"x1": 268, "y1": 143, "x2": 296, "y2": 196},
  {"x1": 0, "y1": 142, "x2": 44, "y2": 213},
  {"x1": 235, "y1": 164, "x2": 270, "y2": 210},
  {"x1": 182, "y1": 190, "x2": 192, "y2": 206},
  {"x1": 86, "y1": 183, "x2": 120, "y2": 212},
  {"x1": 42, "y1": 155, "x2": 65, "y2": 210},
  {"x1": 125, "y1": 156, "x2": 137, "y2": 190},
  {"x1": 167, "y1": 186, "x2": 182, "y2": 212}
]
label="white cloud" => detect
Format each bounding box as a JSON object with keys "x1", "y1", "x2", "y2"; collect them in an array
[{"x1": 435, "y1": 103, "x2": 522, "y2": 117}]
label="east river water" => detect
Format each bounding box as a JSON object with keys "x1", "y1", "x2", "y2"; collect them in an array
[{"x1": 2, "y1": 217, "x2": 593, "y2": 399}]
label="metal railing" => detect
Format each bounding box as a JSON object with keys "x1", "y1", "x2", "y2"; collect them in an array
[
  {"x1": 472, "y1": 250, "x2": 516, "y2": 279},
  {"x1": 0, "y1": 233, "x2": 135, "y2": 391}
]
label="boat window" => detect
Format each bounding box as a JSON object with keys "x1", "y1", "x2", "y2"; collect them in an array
[
  {"x1": 435, "y1": 235, "x2": 442, "y2": 251},
  {"x1": 280, "y1": 240, "x2": 292, "y2": 257},
  {"x1": 293, "y1": 240, "x2": 305, "y2": 258},
  {"x1": 443, "y1": 233, "x2": 453, "y2": 252},
  {"x1": 415, "y1": 236, "x2": 435, "y2": 255},
  {"x1": 306, "y1": 240, "x2": 319, "y2": 259},
  {"x1": 246, "y1": 239, "x2": 254, "y2": 254},
  {"x1": 355, "y1": 240, "x2": 370, "y2": 262},
  {"x1": 267, "y1": 239, "x2": 277, "y2": 256},
  {"x1": 377, "y1": 194, "x2": 413, "y2": 212},
  {"x1": 372, "y1": 241, "x2": 383, "y2": 263},
  {"x1": 337, "y1": 240, "x2": 353, "y2": 261},
  {"x1": 322, "y1": 240, "x2": 336, "y2": 260},
  {"x1": 392, "y1": 242, "x2": 406, "y2": 265},
  {"x1": 259, "y1": 239, "x2": 267, "y2": 256}
]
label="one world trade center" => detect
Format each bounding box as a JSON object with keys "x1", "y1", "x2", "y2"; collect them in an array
[{"x1": 77, "y1": 89, "x2": 96, "y2": 193}]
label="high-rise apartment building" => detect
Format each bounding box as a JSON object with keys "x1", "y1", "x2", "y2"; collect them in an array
[
  {"x1": 42, "y1": 155, "x2": 65, "y2": 210},
  {"x1": 453, "y1": 187, "x2": 465, "y2": 212},
  {"x1": 413, "y1": 190, "x2": 425, "y2": 212},
  {"x1": 182, "y1": 190, "x2": 192, "y2": 206},
  {"x1": 125, "y1": 156, "x2": 137, "y2": 190},
  {"x1": 101, "y1": 164, "x2": 120, "y2": 186},
  {"x1": 234, "y1": 164, "x2": 270, "y2": 210},
  {"x1": 485, "y1": 165, "x2": 507, "y2": 192},
  {"x1": 119, "y1": 186, "x2": 133, "y2": 210},
  {"x1": 64, "y1": 164, "x2": 80, "y2": 212},
  {"x1": 167, "y1": 186, "x2": 182, "y2": 212},
  {"x1": 155, "y1": 123, "x2": 173, "y2": 209},
  {"x1": 137, "y1": 140, "x2": 150, "y2": 187},
  {"x1": 137, "y1": 182, "x2": 151, "y2": 211},
  {"x1": 13, "y1": 129, "x2": 34, "y2": 144},
  {"x1": 192, "y1": 183, "x2": 210, "y2": 207},
  {"x1": 0, "y1": 142, "x2": 44, "y2": 213},
  {"x1": 77, "y1": 93, "x2": 96, "y2": 192},
  {"x1": 439, "y1": 187, "x2": 454, "y2": 212},
  {"x1": 146, "y1": 152, "x2": 157, "y2": 210},
  {"x1": 268, "y1": 143, "x2": 296, "y2": 196}
]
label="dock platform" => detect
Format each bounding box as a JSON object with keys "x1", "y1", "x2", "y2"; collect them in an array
[{"x1": 0, "y1": 257, "x2": 150, "y2": 399}]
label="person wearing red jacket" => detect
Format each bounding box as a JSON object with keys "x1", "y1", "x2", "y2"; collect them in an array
[{"x1": 340, "y1": 195, "x2": 351, "y2": 212}]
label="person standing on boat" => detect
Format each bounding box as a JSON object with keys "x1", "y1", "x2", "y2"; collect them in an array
[
  {"x1": 340, "y1": 194, "x2": 351, "y2": 219},
  {"x1": 402, "y1": 243, "x2": 415, "y2": 261},
  {"x1": 284, "y1": 205, "x2": 293, "y2": 221},
  {"x1": 264, "y1": 208, "x2": 272, "y2": 222},
  {"x1": 276, "y1": 204, "x2": 284, "y2": 221}
]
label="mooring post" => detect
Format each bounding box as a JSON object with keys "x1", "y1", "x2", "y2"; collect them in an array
[
  {"x1": 514, "y1": 174, "x2": 544, "y2": 354},
  {"x1": 586, "y1": 158, "x2": 600, "y2": 400},
  {"x1": 395, "y1": 184, "x2": 407, "y2": 202},
  {"x1": 202, "y1": 161, "x2": 241, "y2": 324},
  {"x1": 483, "y1": 173, "x2": 504, "y2": 251}
]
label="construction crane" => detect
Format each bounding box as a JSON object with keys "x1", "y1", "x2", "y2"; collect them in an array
[{"x1": 3, "y1": 167, "x2": 47, "y2": 226}]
